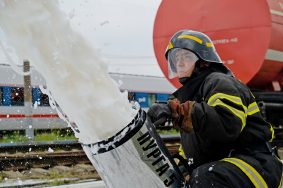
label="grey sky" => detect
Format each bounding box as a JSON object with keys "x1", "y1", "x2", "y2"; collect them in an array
[
  {"x1": 59, "y1": 0, "x2": 164, "y2": 76},
  {"x1": 0, "y1": 0, "x2": 164, "y2": 77}
]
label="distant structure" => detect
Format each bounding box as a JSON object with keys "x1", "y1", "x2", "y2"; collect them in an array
[
  {"x1": 0, "y1": 64, "x2": 175, "y2": 131},
  {"x1": 110, "y1": 72, "x2": 176, "y2": 109}
]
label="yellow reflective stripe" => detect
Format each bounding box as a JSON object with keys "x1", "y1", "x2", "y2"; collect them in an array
[
  {"x1": 246, "y1": 102, "x2": 273, "y2": 141},
  {"x1": 208, "y1": 93, "x2": 247, "y2": 113},
  {"x1": 222, "y1": 158, "x2": 268, "y2": 188},
  {"x1": 269, "y1": 123, "x2": 275, "y2": 142},
  {"x1": 278, "y1": 175, "x2": 282, "y2": 188},
  {"x1": 177, "y1": 35, "x2": 203, "y2": 44},
  {"x1": 206, "y1": 42, "x2": 213, "y2": 47},
  {"x1": 168, "y1": 42, "x2": 173, "y2": 50},
  {"x1": 247, "y1": 102, "x2": 260, "y2": 115},
  {"x1": 178, "y1": 146, "x2": 187, "y2": 159},
  {"x1": 210, "y1": 99, "x2": 246, "y2": 131}
]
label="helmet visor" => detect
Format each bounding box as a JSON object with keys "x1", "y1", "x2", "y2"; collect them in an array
[{"x1": 168, "y1": 48, "x2": 199, "y2": 79}]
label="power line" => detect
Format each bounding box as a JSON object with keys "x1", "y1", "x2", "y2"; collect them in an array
[
  {"x1": 107, "y1": 63, "x2": 157, "y2": 66},
  {"x1": 102, "y1": 55, "x2": 155, "y2": 59}
]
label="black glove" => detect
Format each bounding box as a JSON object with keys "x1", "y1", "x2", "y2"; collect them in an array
[{"x1": 147, "y1": 103, "x2": 171, "y2": 126}]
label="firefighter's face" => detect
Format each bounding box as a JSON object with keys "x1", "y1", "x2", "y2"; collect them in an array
[{"x1": 175, "y1": 49, "x2": 197, "y2": 78}]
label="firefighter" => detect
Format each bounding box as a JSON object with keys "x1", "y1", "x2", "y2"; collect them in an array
[{"x1": 147, "y1": 29, "x2": 282, "y2": 187}]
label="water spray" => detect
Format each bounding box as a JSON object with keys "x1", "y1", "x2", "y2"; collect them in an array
[{"x1": 0, "y1": 0, "x2": 185, "y2": 187}]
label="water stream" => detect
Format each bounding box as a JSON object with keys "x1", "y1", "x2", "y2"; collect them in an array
[
  {"x1": 0, "y1": 1, "x2": 185, "y2": 187},
  {"x1": 0, "y1": 0, "x2": 137, "y2": 144}
]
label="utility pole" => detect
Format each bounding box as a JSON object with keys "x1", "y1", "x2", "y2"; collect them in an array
[{"x1": 23, "y1": 60, "x2": 34, "y2": 140}]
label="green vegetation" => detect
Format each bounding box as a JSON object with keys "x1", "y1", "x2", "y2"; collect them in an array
[
  {"x1": 47, "y1": 171, "x2": 77, "y2": 186},
  {"x1": 0, "y1": 173, "x2": 5, "y2": 183},
  {"x1": 0, "y1": 127, "x2": 177, "y2": 144},
  {"x1": 157, "y1": 128, "x2": 179, "y2": 135},
  {"x1": 48, "y1": 170, "x2": 66, "y2": 179},
  {"x1": 48, "y1": 179, "x2": 76, "y2": 186},
  {"x1": 34, "y1": 129, "x2": 77, "y2": 142},
  {"x1": 0, "y1": 130, "x2": 29, "y2": 143},
  {"x1": 0, "y1": 128, "x2": 77, "y2": 143}
]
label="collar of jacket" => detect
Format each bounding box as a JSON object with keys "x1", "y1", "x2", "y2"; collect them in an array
[
  {"x1": 173, "y1": 68, "x2": 213, "y2": 103},
  {"x1": 173, "y1": 65, "x2": 234, "y2": 103}
]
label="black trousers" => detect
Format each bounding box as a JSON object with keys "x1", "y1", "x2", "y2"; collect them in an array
[
  {"x1": 186, "y1": 153, "x2": 282, "y2": 188},
  {"x1": 186, "y1": 160, "x2": 254, "y2": 188}
]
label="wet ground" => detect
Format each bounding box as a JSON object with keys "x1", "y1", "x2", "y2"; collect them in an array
[
  {"x1": 1, "y1": 148, "x2": 282, "y2": 187},
  {"x1": 0, "y1": 164, "x2": 100, "y2": 187}
]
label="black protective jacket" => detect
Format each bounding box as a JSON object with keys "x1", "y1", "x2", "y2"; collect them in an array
[{"x1": 173, "y1": 69, "x2": 282, "y2": 187}]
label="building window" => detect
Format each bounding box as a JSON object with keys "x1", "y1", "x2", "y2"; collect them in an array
[
  {"x1": 10, "y1": 87, "x2": 24, "y2": 106},
  {"x1": 32, "y1": 87, "x2": 50, "y2": 106},
  {"x1": 40, "y1": 93, "x2": 50, "y2": 106},
  {"x1": 0, "y1": 87, "x2": 3, "y2": 106}
]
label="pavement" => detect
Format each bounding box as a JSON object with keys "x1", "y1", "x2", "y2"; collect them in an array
[
  {"x1": 0, "y1": 179, "x2": 105, "y2": 188},
  {"x1": 46, "y1": 180, "x2": 106, "y2": 188}
]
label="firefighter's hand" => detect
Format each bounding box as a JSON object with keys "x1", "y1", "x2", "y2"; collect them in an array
[
  {"x1": 168, "y1": 99, "x2": 195, "y2": 133},
  {"x1": 147, "y1": 103, "x2": 171, "y2": 126}
]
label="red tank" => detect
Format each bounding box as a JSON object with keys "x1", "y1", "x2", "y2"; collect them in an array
[{"x1": 153, "y1": 0, "x2": 283, "y2": 91}]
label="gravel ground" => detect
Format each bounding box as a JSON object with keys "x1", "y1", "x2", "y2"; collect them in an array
[
  {"x1": 1, "y1": 149, "x2": 282, "y2": 187},
  {"x1": 0, "y1": 164, "x2": 100, "y2": 187}
]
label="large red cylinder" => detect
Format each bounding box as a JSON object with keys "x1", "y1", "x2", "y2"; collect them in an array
[{"x1": 153, "y1": 0, "x2": 283, "y2": 90}]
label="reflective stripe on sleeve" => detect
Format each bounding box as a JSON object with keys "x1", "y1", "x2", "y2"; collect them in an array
[
  {"x1": 222, "y1": 158, "x2": 268, "y2": 188},
  {"x1": 207, "y1": 93, "x2": 247, "y2": 131},
  {"x1": 247, "y1": 102, "x2": 260, "y2": 115},
  {"x1": 246, "y1": 102, "x2": 274, "y2": 141},
  {"x1": 208, "y1": 93, "x2": 247, "y2": 112},
  {"x1": 210, "y1": 99, "x2": 246, "y2": 130}
]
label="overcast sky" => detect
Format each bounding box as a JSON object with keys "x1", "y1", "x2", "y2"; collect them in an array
[
  {"x1": 0, "y1": 0, "x2": 164, "y2": 77},
  {"x1": 59, "y1": 0, "x2": 164, "y2": 76}
]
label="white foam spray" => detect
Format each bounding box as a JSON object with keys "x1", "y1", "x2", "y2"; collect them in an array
[{"x1": 0, "y1": 0, "x2": 137, "y2": 144}]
